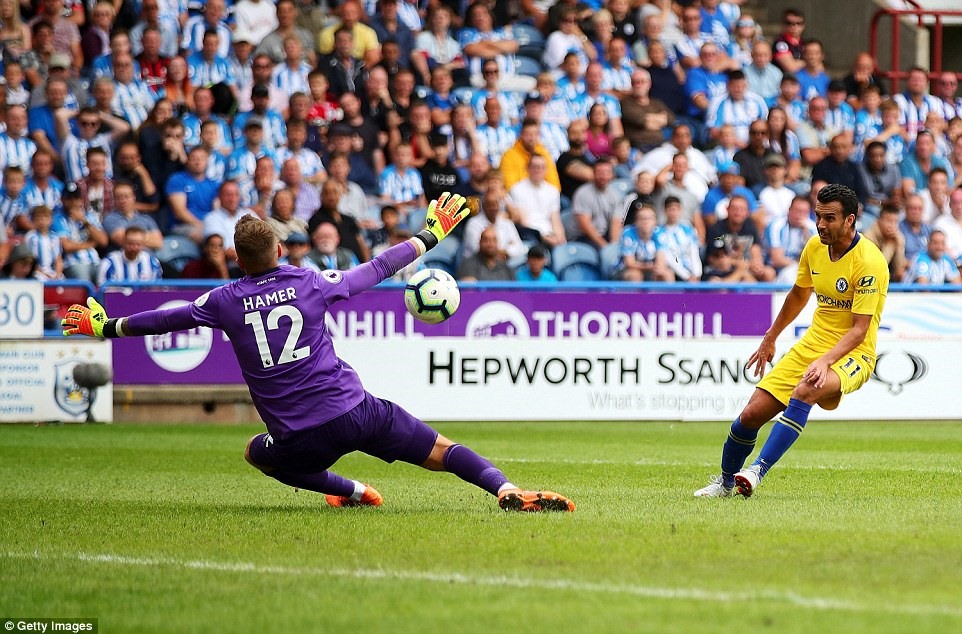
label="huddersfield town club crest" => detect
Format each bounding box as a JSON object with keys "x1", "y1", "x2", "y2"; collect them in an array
[{"x1": 55, "y1": 361, "x2": 90, "y2": 417}]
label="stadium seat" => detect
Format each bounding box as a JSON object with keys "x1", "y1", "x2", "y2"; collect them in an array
[
  {"x1": 156, "y1": 236, "x2": 200, "y2": 277},
  {"x1": 552, "y1": 242, "x2": 601, "y2": 281},
  {"x1": 599, "y1": 242, "x2": 622, "y2": 280},
  {"x1": 421, "y1": 235, "x2": 461, "y2": 276},
  {"x1": 515, "y1": 55, "x2": 543, "y2": 78},
  {"x1": 513, "y1": 23, "x2": 546, "y2": 60},
  {"x1": 44, "y1": 284, "x2": 90, "y2": 322}
]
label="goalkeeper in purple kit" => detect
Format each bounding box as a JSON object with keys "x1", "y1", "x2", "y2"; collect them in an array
[{"x1": 63, "y1": 193, "x2": 574, "y2": 512}]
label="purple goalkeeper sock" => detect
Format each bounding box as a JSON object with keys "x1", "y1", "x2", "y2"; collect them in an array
[
  {"x1": 266, "y1": 469, "x2": 356, "y2": 497},
  {"x1": 442, "y1": 444, "x2": 510, "y2": 496}
]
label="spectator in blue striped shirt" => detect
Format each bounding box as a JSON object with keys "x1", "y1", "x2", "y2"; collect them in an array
[
  {"x1": 97, "y1": 225, "x2": 163, "y2": 286},
  {"x1": 24, "y1": 205, "x2": 63, "y2": 280},
  {"x1": 111, "y1": 52, "x2": 157, "y2": 130},
  {"x1": 227, "y1": 117, "x2": 281, "y2": 181},
  {"x1": 905, "y1": 229, "x2": 962, "y2": 285},
  {"x1": 53, "y1": 183, "x2": 107, "y2": 282},
  {"x1": 706, "y1": 69, "x2": 768, "y2": 148},
  {"x1": 181, "y1": 0, "x2": 232, "y2": 59},
  {"x1": 24, "y1": 150, "x2": 65, "y2": 217},
  {"x1": 0, "y1": 105, "x2": 38, "y2": 177},
  {"x1": 55, "y1": 106, "x2": 130, "y2": 184},
  {"x1": 271, "y1": 36, "x2": 312, "y2": 97},
  {"x1": 233, "y1": 84, "x2": 287, "y2": 150},
  {"x1": 186, "y1": 30, "x2": 236, "y2": 94},
  {"x1": 0, "y1": 166, "x2": 32, "y2": 234},
  {"x1": 379, "y1": 142, "x2": 426, "y2": 213}
]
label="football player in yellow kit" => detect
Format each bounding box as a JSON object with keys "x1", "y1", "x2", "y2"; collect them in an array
[{"x1": 695, "y1": 184, "x2": 890, "y2": 498}]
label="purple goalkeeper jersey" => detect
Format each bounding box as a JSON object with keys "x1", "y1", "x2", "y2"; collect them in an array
[{"x1": 125, "y1": 241, "x2": 419, "y2": 440}]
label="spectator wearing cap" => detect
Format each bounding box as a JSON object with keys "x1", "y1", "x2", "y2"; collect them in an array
[
  {"x1": 733, "y1": 118, "x2": 777, "y2": 194},
  {"x1": 52, "y1": 182, "x2": 106, "y2": 282},
  {"x1": 182, "y1": 0, "x2": 232, "y2": 59},
  {"x1": 130, "y1": 0, "x2": 180, "y2": 60},
  {"x1": 255, "y1": 0, "x2": 317, "y2": 67},
  {"x1": 228, "y1": 116, "x2": 282, "y2": 181},
  {"x1": 278, "y1": 230, "x2": 321, "y2": 272},
  {"x1": 515, "y1": 244, "x2": 558, "y2": 282},
  {"x1": 166, "y1": 146, "x2": 220, "y2": 243},
  {"x1": 228, "y1": 32, "x2": 257, "y2": 105},
  {"x1": 701, "y1": 161, "x2": 761, "y2": 228},
  {"x1": 24, "y1": 150, "x2": 65, "y2": 217},
  {"x1": 757, "y1": 153, "x2": 795, "y2": 227},
  {"x1": 0, "y1": 242, "x2": 37, "y2": 279},
  {"x1": 102, "y1": 180, "x2": 163, "y2": 252},
  {"x1": 500, "y1": 117, "x2": 561, "y2": 192},
  {"x1": 509, "y1": 154, "x2": 566, "y2": 248},
  {"x1": 318, "y1": 0, "x2": 382, "y2": 68},
  {"x1": 826, "y1": 79, "x2": 856, "y2": 140}
]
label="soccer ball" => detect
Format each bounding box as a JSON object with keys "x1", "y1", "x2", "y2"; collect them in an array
[{"x1": 404, "y1": 268, "x2": 460, "y2": 324}]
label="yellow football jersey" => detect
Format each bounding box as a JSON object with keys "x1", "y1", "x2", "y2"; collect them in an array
[{"x1": 795, "y1": 233, "x2": 890, "y2": 360}]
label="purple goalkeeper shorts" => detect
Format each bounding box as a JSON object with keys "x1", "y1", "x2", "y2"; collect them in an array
[{"x1": 248, "y1": 391, "x2": 438, "y2": 473}]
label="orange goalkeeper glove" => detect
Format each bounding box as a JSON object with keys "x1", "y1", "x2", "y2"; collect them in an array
[
  {"x1": 62, "y1": 297, "x2": 108, "y2": 338},
  {"x1": 424, "y1": 192, "x2": 470, "y2": 243}
]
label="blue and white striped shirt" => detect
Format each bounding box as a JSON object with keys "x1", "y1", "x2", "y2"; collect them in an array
[
  {"x1": 61, "y1": 133, "x2": 114, "y2": 184},
  {"x1": 91, "y1": 55, "x2": 142, "y2": 80},
  {"x1": 570, "y1": 91, "x2": 623, "y2": 121},
  {"x1": 458, "y1": 27, "x2": 518, "y2": 79},
  {"x1": 706, "y1": 92, "x2": 769, "y2": 145},
  {"x1": 700, "y1": 2, "x2": 740, "y2": 48},
  {"x1": 271, "y1": 62, "x2": 312, "y2": 97},
  {"x1": 477, "y1": 123, "x2": 518, "y2": 167},
  {"x1": 825, "y1": 102, "x2": 856, "y2": 134},
  {"x1": 765, "y1": 217, "x2": 817, "y2": 262},
  {"x1": 537, "y1": 121, "x2": 570, "y2": 161},
  {"x1": 52, "y1": 211, "x2": 102, "y2": 267},
  {"x1": 182, "y1": 113, "x2": 234, "y2": 153},
  {"x1": 379, "y1": 165, "x2": 424, "y2": 203},
  {"x1": 206, "y1": 151, "x2": 227, "y2": 182},
  {"x1": 227, "y1": 145, "x2": 281, "y2": 181},
  {"x1": 654, "y1": 224, "x2": 702, "y2": 280},
  {"x1": 232, "y1": 110, "x2": 287, "y2": 149},
  {"x1": 112, "y1": 79, "x2": 156, "y2": 130},
  {"x1": 98, "y1": 249, "x2": 163, "y2": 285},
  {"x1": 470, "y1": 89, "x2": 522, "y2": 125},
  {"x1": 181, "y1": 18, "x2": 233, "y2": 59},
  {"x1": 24, "y1": 179, "x2": 65, "y2": 216},
  {"x1": 893, "y1": 92, "x2": 945, "y2": 136},
  {"x1": 275, "y1": 146, "x2": 326, "y2": 181},
  {"x1": 24, "y1": 229, "x2": 62, "y2": 278},
  {"x1": 0, "y1": 188, "x2": 31, "y2": 227},
  {"x1": 0, "y1": 133, "x2": 37, "y2": 175},
  {"x1": 186, "y1": 52, "x2": 236, "y2": 87},
  {"x1": 602, "y1": 60, "x2": 633, "y2": 94}
]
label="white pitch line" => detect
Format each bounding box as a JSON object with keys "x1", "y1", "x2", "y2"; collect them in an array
[
  {"x1": 4, "y1": 551, "x2": 961, "y2": 618},
  {"x1": 491, "y1": 457, "x2": 962, "y2": 473}
]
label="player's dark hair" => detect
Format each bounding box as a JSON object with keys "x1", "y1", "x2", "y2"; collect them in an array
[{"x1": 816, "y1": 183, "x2": 859, "y2": 218}]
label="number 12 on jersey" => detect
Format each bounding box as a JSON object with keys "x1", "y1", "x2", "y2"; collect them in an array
[{"x1": 244, "y1": 306, "x2": 311, "y2": 369}]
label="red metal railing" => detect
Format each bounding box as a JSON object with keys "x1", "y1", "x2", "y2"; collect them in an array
[{"x1": 869, "y1": 4, "x2": 962, "y2": 92}]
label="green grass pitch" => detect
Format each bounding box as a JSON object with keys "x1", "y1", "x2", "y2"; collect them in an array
[{"x1": 2, "y1": 421, "x2": 961, "y2": 634}]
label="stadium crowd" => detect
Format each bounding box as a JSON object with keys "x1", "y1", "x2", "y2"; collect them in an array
[{"x1": 1, "y1": 0, "x2": 961, "y2": 287}]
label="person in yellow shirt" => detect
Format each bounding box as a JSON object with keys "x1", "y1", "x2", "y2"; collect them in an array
[
  {"x1": 499, "y1": 118, "x2": 560, "y2": 191},
  {"x1": 317, "y1": 0, "x2": 381, "y2": 67},
  {"x1": 695, "y1": 184, "x2": 890, "y2": 498}
]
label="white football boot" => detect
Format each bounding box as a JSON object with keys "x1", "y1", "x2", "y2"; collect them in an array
[
  {"x1": 734, "y1": 464, "x2": 762, "y2": 497},
  {"x1": 693, "y1": 475, "x2": 734, "y2": 498}
]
